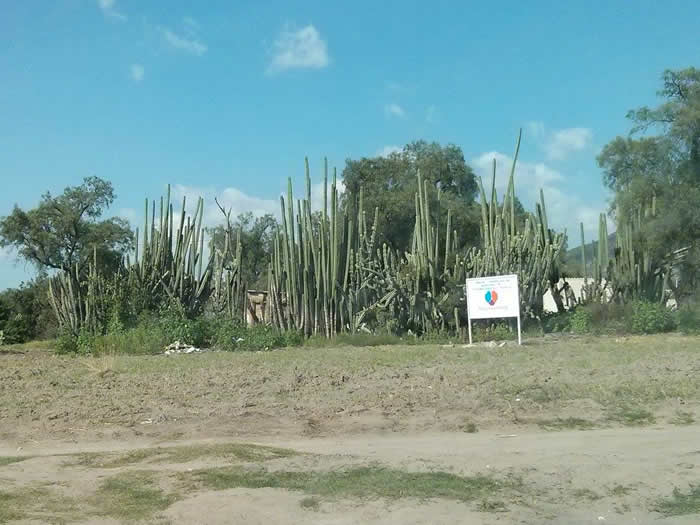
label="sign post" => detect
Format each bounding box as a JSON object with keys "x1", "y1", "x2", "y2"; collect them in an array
[{"x1": 465, "y1": 274, "x2": 521, "y2": 345}]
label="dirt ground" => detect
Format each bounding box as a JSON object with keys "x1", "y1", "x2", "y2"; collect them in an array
[{"x1": 1, "y1": 335, "x2": 699, "y2": 523}]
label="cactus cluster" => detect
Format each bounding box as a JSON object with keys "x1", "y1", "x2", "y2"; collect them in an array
[
  {"x1": 580, "y1": 197, "x2": 669, "y2": 304},
  {"x1": 49, "y1": 133, "x2": 571, "y2": 338},
  {"x1": 465, "y1": 131, "x2": 565, "y2": 317},
  {"x1": 48, "y1": 186, "x2": 215, "y2": 334}
]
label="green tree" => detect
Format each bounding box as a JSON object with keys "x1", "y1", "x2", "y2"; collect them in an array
[
  {"x1": 341, "y1": 141, "x2": 480, "y2": 252},
  {"x1": 208, "y1": 212, "x2": 278, "y2": 290},
  {"x1": 597, "y1": 67, "x2": 700, "y2": 302},
  {"x1": 0, "y1": 177, "x2": 133, "y2": 275}
]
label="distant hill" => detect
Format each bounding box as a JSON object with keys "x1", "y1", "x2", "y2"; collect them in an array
[{"x1": 562, "y1": 232, "x2": 617, "y2": 277}]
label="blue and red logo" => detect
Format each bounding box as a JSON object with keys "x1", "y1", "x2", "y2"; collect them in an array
[{"x1": 484, "y1": 290, "x2": 499, "y2": 306}]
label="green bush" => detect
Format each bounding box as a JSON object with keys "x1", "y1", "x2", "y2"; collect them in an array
[
  {"x1": 211, "y1": 319, "x2": 247, "y2": 351},
  {"x1": 569, "y1": 308, "x2": 593, "y2": 334},
  {"x1": 0, "y1": 329, "x2": 5, "y2": 346},
  {"x1": 626, "y1": 300, "x2": 676, "y2": 334},
  {"x1": 676, "y1": 302, "x2": 700, "y2": 334},
  {"x1": 540, "y1": 311, "x2": 572, "y2": 333},
  {"x1": 92, "y1": 322, "x2": 170, "y2": 355},
  {"x1": 55, "y1": 328, "x2": 78, "y2": 354},
  {"x1": 472, "y1": 322, "x2": 515, "y2": 342}
]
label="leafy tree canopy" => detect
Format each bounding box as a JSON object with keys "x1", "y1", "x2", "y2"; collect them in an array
[
  {"x1": 0, "y1": 176, "x2": 133, "y2": 274},
  {"x1": 341, "y1": 141, "x2": 480, "y2": 252}
]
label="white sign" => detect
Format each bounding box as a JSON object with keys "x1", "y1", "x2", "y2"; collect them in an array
[{"x1": 465, "y1": 274, "x2": 522, "y2": 345}]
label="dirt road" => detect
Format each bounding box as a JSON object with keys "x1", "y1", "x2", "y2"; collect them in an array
[{"x1": 2, "y1": 424, "x2": 698, "y2": 524}]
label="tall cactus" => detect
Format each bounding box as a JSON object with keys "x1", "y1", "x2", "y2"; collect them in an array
[{"x1": 465, "y1": 130, "x2": 564, "y2": 317}]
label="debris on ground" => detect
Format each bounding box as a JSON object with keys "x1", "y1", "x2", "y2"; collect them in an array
[{"x1": 164, "y1": 341, "x2": 207, "y2": 356}]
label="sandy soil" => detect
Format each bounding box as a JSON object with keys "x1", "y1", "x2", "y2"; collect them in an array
[{"x1": 1, "y1": 426, "x2": 698, "y2": 524}]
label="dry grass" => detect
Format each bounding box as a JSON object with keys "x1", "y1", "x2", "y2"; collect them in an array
[{"x1": 1, "y1": 334, "x2": 699, "y2": 439}]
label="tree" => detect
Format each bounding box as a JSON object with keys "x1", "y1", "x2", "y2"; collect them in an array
[
  {"x1": 208, "y1": 212, "x2": 278, "y2": 290},
  {"x1": 341, "y1": 141, "x2": 480, "y2": 252},
  {"x1": 597, "y1": 67, "x2": 700, "y2": 302},
  {"x1": 0, "y1": 177, "x2": 133, "y2": 275}
]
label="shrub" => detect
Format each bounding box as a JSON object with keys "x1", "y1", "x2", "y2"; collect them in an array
[
  {"x1": 240, "y1": 324, "x2": 288, "y2": 351},
  {"x1": 92, "y1": 322, "x2": 170, "y2": 355},
  {"x1": 676, "y1": 301, "x2": 700, "y2": 334},
  {"x1": 540, "y1": 311, "x2": 572, "y2": 333},
  {"x1": 76, "y1": 328, "x2": 96, "y2": 355},
  {"x1": 472, "y1": 322, "x2": 515, "y2": 342},
  {"x1": 55, "y1": 328, "x2": 78, "y2": 354},
  {"x1": 569, "y1": 308, "x2": 593, "y2": 334},
  {"x1": 211, "y1": 319, "x2": 246, "y2": 351},
  {"x1": 626, "y1": 300, "x2": 676, "y2": 334},
  {"x1": 0, "y1": 329, "x2": 5, "y2": 346}
]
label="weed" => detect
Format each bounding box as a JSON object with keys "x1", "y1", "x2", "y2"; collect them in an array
[
  {"x1": 461, "y1": 421, "x2": 478, "y2": 433},
  {"x1": 69, "y1": 442, "x2": 297, "y2": 468},
  {"x1": 654, "y1": 485, "x2": 700, "y2": 516},
  {"x1": 92, "y1": 470, "x2": 177, "y2": 521},
  {"x1": 476, "y1": 499, "x2": 508, "y2": 512},
  {"x1": 609, "y1": 484, "x2": 633, "y2": 497},
  {"x1": 537, "y1": 417, "x2": 595, "y2": 431},
  {"x1": 607, "y1": 406, "x2": 656, "y2": 426},
  {"x1": 181, "y1": 465, "x2": 520, "y2": 503},
  {"x1": 0, "y1": 456, "x2": 30, "y2": 467},
  {"x1": 572, "y1": 488, "x2": 602, "y2": 501},
  {"x1": 299, "y1": 496, "x2": 321, "y2": 510},
  {"x1": 670, "y1": 410, "x2": 695, "y2": 426}
]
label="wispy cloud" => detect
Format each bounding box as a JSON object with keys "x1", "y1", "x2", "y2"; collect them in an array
[
  {"x1": 384, "y1": 103, "x2": 406, "y2": 119},
  {"x1": 267, "y1": 24, "x2": 330, "y2": 74},
  {"x1": 97, "y1": 0, "x2": 126, "y2": 21},
  {"x1": 159, "y1": 26, "x2": 207, "y2": 56},
  {"x1": 526, "y1": 122, "x2": 592, "y2": 161},
  {"x1": 545, "y1": 128, "x2": 593, "y2": 161},
  {"x1": 376, "y1": 145, "x2": 402, "y2": 158},
  {"x1": 130, "y1": 64, "x2": 144, "y2": 82}
]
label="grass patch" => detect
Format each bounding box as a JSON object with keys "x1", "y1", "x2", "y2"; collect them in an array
[
  {"x1": 537, "y1": 417, "x2": 596, "y2": 431},
  {"x1": 0, "y1": 456, "x2": 30, "y2": 467},
  {"x1": 476, "y1": 499, "x2": 509, "y2": 512},
  {"x1": 180, "y1": 465, "x2": 520, "y2": 503},
  {"x1": 572, "y1": 488, "x2": 602, "y2": 501},
  {"x1": 299, "y1": 496, "x2": 321, "y2": 510},
  {"x1": 92, "y1": 470, "x2": 177, "y2": 521},
  {"x1": 654, "y1": 485, "x2": 700, "y2": 517},
  {"x1": 609, "y1": 484, "x2": 633, "y2": 497},
  {"x1": 461, "y1": 421, "x2": 478, "y2": 433},
  {"x1": 670, "y1": 410, "x2": 695, "y2": 426},
  {"x1": 69, "y1": 442, "x2": 297, "y2": 468},
  {"x1": 606, "y1": 406, "x2": 656, "y2": 426},
  {"x1": 0, "y1": 485, "x2": 79, "y2": 523}
]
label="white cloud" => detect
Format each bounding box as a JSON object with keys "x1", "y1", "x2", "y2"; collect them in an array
[
  {"x1": 376, "y1": 145, "x2": 402, "y2": 157},
  {"x1": 97, "y1": 0, "x2": 126, "y2": 21},
  {"x1": 267, "y1": 24, "x2": 330, "y2": 74},
  {"x1": 526, "y1": 120, "x2": 546, "y2": 140},
  {"x1": 159, "y1": 27, "x2": 208, "y2": 56},
  {"x1": 384, "y1": 103, "x2": 406, "y2": 119},
  {"x1": 471, "y1": 152, "x2": 605, "y2": 241},
  {"x1": 525, "y1": 123, "x2": 593, "y2": 161},
  {"x1": 0, "y1": 246, "x2": 14, "y2": 262},
  {"x1": 545, "y1": 127, "x2": 592, "y2": 161},
  {"x1": 130, "y1": 64, "x2": 144, "y2": 82}
]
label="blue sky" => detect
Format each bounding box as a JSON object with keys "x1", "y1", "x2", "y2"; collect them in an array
[{"x1": 2, "y1": 0, "x2": 699, "y2": 289}]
